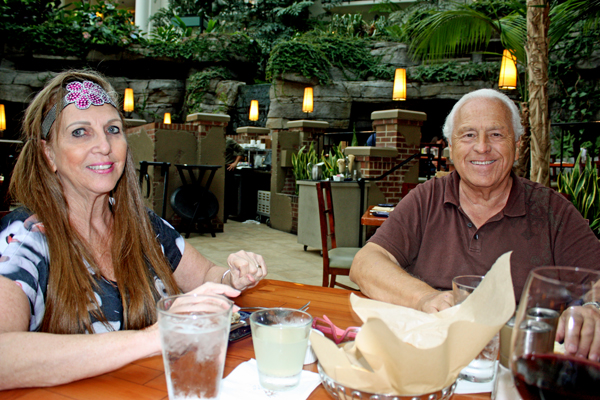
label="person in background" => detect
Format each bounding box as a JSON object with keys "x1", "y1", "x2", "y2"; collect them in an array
[
  {"x1": 350, "y1": 88, "x2": 600, "y2": 362},
  {"x1": 0, "y1": 70, "x2": 268, "y2": 389},
  {"x1": 226, "y1": 137, "x2": 245, "y2": 171},
  {"x1": 224, "y1": 137, "x2": 245, "y2": 221}
]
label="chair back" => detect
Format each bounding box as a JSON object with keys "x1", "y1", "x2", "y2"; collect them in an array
[{"x1": 316, "y1": 181, "x2": 336, "y2": 258}]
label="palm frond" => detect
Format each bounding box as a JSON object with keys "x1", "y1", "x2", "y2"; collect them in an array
[
  {"x1": 410, "y1": 7, "x2": 497, "y2": 61},
  {"x1": 550, "y1": 0, "x2": 600, "y2": 46},
  {"x1": 498, "y1": 13, "x2": 527, "y2": 65}
]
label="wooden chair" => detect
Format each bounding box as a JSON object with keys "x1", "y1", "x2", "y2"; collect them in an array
[{"x1": 316, "y1": 181, "x2": 361, "y2": 289}]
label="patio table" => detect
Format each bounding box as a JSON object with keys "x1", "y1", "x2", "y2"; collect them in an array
[
  {"x1": 0, "y1": 280, "x2": 490, "y2": 400},
  {"x1": 361, "y1": 205, "x2": 389, "y2": 227}
]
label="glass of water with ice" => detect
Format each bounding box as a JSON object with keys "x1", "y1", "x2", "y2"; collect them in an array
[
  {"x1": 453, "y1": 275, "x2": 500, "y2": 383},
  {"x1": 250, "y1": 308, "x2": 313, "y2": 391},
  {"x1": 157, "y1": 294, "x2": 233, "y2": 399}
]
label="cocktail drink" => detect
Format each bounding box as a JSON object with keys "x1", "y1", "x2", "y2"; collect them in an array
[
  {"x1": 157, "y1": 294, "x2": 233, "y2": 400},
  {"x1": 250, "y1": 308, "x2": 312, "y2": 391},
  {"x1": 453, "y1": 275, "x2": 500, "y2": 383}
]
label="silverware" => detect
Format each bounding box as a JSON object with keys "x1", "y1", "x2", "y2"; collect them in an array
[{"x1": 231, "y1": 301, "x2": 311, "y2": 331}]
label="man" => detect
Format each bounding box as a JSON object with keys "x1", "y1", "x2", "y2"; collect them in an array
[
  {"x1": 349, "y1": 88, "x2": 600, "y2": 361},
  {"x1": 226, "y1": 137, "x2": 245, "y2": 171},
  {"x1": 224, "y1": 137, "x2": 246, "y2": 221}
]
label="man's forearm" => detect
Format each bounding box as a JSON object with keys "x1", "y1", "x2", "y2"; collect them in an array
[{"x1": 349, "y1": 243, "x2": 439, "y2": 308}]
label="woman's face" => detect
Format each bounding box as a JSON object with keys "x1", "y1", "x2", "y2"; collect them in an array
[{"x1": 43, "y1": 103, "x2": 127, "y2": 203}]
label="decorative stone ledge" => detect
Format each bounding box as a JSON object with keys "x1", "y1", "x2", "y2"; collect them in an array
[
  {"x1": 186, "y1": 113, "x2": 231, "y2": 123},
  {"x1": 236, "y1": 126, "x2": 270, "y2": 135},
  {"x1": 286, "y1": 120, "x2": 329, "y2": 129},
  {"x1": 371, "y1": 109, "x2": 427, "y2": 122},
  {"x1": 124, "y1": 118, "x2": 148, "y2": 128},
  {"x1": 344, "y1": 146, "x2": 398, "y2": 158}
]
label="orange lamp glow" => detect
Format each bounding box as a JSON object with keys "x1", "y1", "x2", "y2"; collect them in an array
[
  {"x1": 0, "y1": 104, "x2": 5, "y2": 131},
  {"x1": 302, "y1": 87, "x2": 313, "y2": 113},
  {"x1": 163, "y1": 113, "x2": 171, "y2": 124},
  {"x1": 499, "y1": 49, "x2": 518, "y2": 90},
  {"x1": 249, "y1": 100, "x2": 259, "y2": 121},
  {"x1": 123, "y1": 88, "x2": 134, "y2": 112},
  {"x1": 393, "y1": 68, "x2": 406, "y2": 101}
]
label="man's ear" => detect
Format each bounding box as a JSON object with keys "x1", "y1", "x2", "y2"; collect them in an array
[
  {"x1": 515, "y1": 139, "x2": 521, "y2": 162},
  {"x1": 41, "y1": 140, "x2": 57, "y2": 173}
]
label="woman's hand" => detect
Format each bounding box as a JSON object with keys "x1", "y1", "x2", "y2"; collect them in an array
[
  {"x1": 556, "y1": 305, "x2": 600, "y2": 362},
  {"x1": 225, "y1": 250, "x2": 267, "y2": 291},
  {"x1": 187, "y1": 281, "x2": 241, "y2": 298}
]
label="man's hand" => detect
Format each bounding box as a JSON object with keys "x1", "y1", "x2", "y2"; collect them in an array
[
  {"x1": 556, "y1": 305, "x2": 600, "y2": 362},
  {"x1": 415, "y1": 290, "x2": 454, "y2": 313}
]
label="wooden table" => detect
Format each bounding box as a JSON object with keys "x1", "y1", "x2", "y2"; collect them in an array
[
  {"x1": 0, "y1": 280, "x2": 489, "y2": 400},
  {"x1": 361, "y1": 205, "x2": 388, "y2": 227}
]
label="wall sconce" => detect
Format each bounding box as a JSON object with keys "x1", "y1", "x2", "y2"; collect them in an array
[
  {"x1": 498, "y1": 49, "x2": 517, "y2": 90},
  {"x1": 249, "y1": 100, "x2": 259, "y2": 122},
  {"x1": 393, "y1": 68, "x2": 406, "y2": 101},
  {"x1": 0, "y1": 104, "x2": 5, "y2": 132},
  {"x1": 302, "y1": 87, "x2": 314, "y2": 114},
  {"x1": 163, "y1": 112, "x2": 171, "y2": 124},
  {"x1": 123, "y1": 88, "x2": 134, "y2": 113}
]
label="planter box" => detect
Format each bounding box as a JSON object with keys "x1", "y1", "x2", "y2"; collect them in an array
[{"x1": 297, "y1": 180, "x2": 369, "y2": 250}]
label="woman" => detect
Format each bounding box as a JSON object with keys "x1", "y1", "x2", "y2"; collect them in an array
[{"x1": 0, "y1": 70, "x2": 267, "y2": 389}]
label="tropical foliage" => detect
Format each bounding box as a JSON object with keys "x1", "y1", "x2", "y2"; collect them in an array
[
  {"x1": 266, "y1": 32, "x2": 393, "y2": 85},
  {"x1": 291, "y1": 142, "x2": 345, "y2": 191},
  {"x1": 557, "y1": 153, "x2": 600, "y2": 238},
  {"x1": 1, "y1": 0, "x2": 141, "y2": 57}
]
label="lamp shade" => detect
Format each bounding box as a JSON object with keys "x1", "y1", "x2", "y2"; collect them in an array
[
  {"x1": 249, "y1": 100, "x2": 259, "y2": 121},
  {"x1": 163, "y1": 112, "x2": 171, "y2": 124},
  {"x1": 498, "y1": 49, "x2": 517, "y2": 90},
  {"x1": 302, "y1": 87, "x2": 313, "y2": 113},
  {"x1": 393, "y1": 68, "x2": 406, "y2": 101},
  {"x1": 0, "y1": 104, "x2": 5, "y2": 131},
  {"x1": 123, "y1": 88, "x2": 134, "y2": 112}
]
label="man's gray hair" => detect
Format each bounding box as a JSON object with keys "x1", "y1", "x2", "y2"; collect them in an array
[{"x1": 442, "y1": 89, "x2": 524, "y2": 145}]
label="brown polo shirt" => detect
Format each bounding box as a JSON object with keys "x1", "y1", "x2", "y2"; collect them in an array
[{"x1": 369, "y1": 171, "x2": 600, "y2": 301}]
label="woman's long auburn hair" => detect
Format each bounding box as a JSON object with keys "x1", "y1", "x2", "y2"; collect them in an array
[{"x1": 9, "y1": 70, "x2": 180, "y2": 334}]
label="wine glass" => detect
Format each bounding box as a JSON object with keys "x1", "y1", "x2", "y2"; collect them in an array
[{"x1": 509, "y1": 266, "x2": 600, "y2": 400}]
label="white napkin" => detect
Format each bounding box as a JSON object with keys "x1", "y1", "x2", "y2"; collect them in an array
[
  {"x1": 454, "y1": 362, "x2": 497, "y2": 394},
  {"x1": 220, "y1": 359, "x2": 321, "y2": 400},
  {"x1": 454, "y1": 362, "x2": 520, "y2": 399}
]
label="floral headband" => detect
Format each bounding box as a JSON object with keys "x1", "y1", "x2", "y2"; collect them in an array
[{"x1": 41, "y1": 80, "x2": 117, "y2": 139}]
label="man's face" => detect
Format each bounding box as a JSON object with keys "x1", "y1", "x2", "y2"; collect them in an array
[{"x1": 449, "y1": 98, "x2": 519, "y2": 192}]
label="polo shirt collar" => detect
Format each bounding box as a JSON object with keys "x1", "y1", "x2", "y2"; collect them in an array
[{"x1": 443, "y1": 170, "x2": 526, "y2": 217}]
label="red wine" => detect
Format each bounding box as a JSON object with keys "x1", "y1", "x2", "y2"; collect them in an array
[{"x1": 513, "y1": 353, "x2": 600, "y2": 400}]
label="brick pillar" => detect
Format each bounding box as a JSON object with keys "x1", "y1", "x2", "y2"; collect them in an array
[{"x1": 346, "y1": 109, "x2": 426, "y2": 205}]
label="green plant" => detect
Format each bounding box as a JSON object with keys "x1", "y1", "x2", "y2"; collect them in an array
[
  {"x1": 266, "y1": 33, "x2": 393, "y2": 84},
  {"x1": 557, "y1": 153, "x2": 600, "y2": 238},
  {"x1": 291, "y1": 142, "x2": 318, "y2": 183},
  {"x1": 291, "y1": 142, "x2": 346, "y2": 185},
  {"x1": 141, "y1": 32, "x2": 261, "y2": 65},
  {"x1": 1, "y1": 0, "x2": 141, "y2": 57},
  {"x1": 184, "y1": 67, "x2": 232, "y2": 115},
  {"x1": 320, "y1": 143, "x2": 345, "y2": 180},
  {"x1": 408, "y1": 61, "x2": 501, "y2": 83}
]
